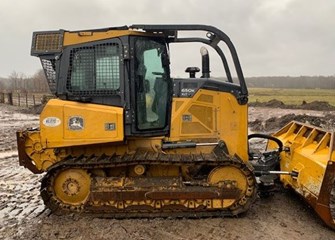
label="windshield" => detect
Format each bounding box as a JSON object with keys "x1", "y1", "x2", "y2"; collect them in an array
[{"x1": 134, "y1": 38, "x2": 170, "y2": 130}]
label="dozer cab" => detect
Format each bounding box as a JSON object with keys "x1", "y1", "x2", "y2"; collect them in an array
[{"x1": 16, "y1": 25, "x2": 335, "y2": 228}]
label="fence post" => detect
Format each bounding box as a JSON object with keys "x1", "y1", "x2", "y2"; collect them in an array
[
  {"x1": 18, "y1": 93, "x2": 20, "y2": 106},
  {"x1": 25, "y1": 92, "x2": 28, "y2": 107},
  {"x1": 0, "y1": 93, "x2": 4, "y2": 103},
  {"x1": 8, "y1": 93, "x2": 13, "y2": 105},
  {"x1": 33, "y1": 95, "x2": 36, "y2": 106}
]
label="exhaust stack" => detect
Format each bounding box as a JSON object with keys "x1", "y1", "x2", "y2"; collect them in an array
[{"x1": 200, "y1": 47, "x2": 210, "y2": 78}]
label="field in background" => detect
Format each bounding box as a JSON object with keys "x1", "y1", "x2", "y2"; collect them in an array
[{"x1": 248, "y1": 88, "x2": 335, "y2": 106}]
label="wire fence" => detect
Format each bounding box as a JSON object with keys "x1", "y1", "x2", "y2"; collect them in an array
[{"x1": 0, "y1": 92, "x2": 51, "y2": 107}]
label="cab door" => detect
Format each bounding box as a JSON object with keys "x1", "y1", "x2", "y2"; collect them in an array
[{"x1": 130, "y1": 37, "x2": 172, "y2": 136}]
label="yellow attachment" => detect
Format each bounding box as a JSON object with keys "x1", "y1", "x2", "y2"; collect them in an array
[
  {"x1": 22, "y1": 131, "x2": 58, "y2": 171},
  {"x1": 53, "y1": 169, "x2": 91, "y2": 206},
  {"x1": 269, "y1": 121, "x2": 335, "y2": 229}
]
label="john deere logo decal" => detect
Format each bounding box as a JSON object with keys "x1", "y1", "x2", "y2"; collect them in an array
[{"x1": 68, "y1": 116, "x2": 84, "y2": 130}]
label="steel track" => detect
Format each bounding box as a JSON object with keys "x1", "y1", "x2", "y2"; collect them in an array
[{"x1": 41, "y1": 147, "x2": 257, "y2": 218}]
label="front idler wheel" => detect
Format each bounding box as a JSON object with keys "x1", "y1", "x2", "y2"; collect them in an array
[{"x1": 53, "y1": 169, "x2": 91, "y2": 207}]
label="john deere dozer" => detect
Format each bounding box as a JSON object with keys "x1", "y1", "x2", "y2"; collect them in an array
[{"x1": 16, "y1": 25, "x2": 335, "y2": 229}]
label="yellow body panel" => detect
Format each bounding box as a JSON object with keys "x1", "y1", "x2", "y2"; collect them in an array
[
  {"x1": 63, "y1": 30, "x2": 154, "y2": 46},
  {"x1": 22, "y1": 90, "x2": 248, "y2": 171},
  {"x1": 168, "y1": 89, "x2": 248, "y2": 161},
  {"x1": 40, "y1": 99, "x2": 124, "y2": 148}
]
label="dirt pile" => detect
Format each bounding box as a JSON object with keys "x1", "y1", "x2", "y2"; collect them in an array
[
  {"x1": 250, "y1": 99, "x2": 285, "y2": 108},
  {"x1": 300, "y1": 101, "x2": 335, "y2": 111},
  {"x1": 250, "y1": 99, "x2": 335, "y2": 111},
  {"x1": 249, "y1": 113, "x2": 335, "y2": 132}
]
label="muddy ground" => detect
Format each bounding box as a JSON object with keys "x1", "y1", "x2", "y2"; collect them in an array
[{"x1": 1, "y1": 103, "x2": 335, "y2": 240}]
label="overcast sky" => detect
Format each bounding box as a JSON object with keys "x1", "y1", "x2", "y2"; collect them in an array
[{"x1": 1, "y1": 0, "x2": 334, "y2": 78}]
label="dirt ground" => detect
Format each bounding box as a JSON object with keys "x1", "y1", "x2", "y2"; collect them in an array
[{"x1": 1, "y1": 103, "x2": 335, "y2": 240}]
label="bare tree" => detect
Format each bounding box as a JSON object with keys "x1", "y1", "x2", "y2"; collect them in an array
[
  {"x1": 2, "y1": 70, "x2": 50, "y2": 93},
  {"x1": 32, "y1": 69, "x2": 50, "y2": 92},
  {"x1": 8, "y1": 71, "x2": 27, "y2": 92}
]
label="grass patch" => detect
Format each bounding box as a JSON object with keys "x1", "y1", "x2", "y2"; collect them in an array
[{"x1": 248, "y1": 88, "x2": 335, "y2": 106}]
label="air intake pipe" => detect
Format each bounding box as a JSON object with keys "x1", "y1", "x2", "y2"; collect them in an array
[{"x1": 200, "y1": 46, "x2": 210, "y2": 78}]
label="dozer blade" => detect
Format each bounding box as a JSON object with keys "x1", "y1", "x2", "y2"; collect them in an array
[{"x1": 269, "y1": 121, "x2": 335, "y2": 229}]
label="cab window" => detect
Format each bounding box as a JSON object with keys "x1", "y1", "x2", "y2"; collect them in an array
[
  {"x1": 67, "y1": 43, "x2": 120, "y2": 93},
  {"x1": 134, "y1": 38, "x2": 170, "y2": 130}
]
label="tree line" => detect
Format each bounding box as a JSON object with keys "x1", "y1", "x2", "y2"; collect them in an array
[
  {"x1": 245, "y1": 76, "x2": 335, "y2": 89},
  {"x1": 1, "y1": 71, "x2": 334, "y2": 93},
  {"x1": 0, "y1": 70, "x2": 50, "y2": 93}
]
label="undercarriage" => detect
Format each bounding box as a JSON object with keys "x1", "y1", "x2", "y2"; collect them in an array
[{"x1": 41, "y1": 145, "x2": 257, "y2": 217}]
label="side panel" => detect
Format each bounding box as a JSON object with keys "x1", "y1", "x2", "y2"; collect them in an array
[
  {"x1": 40, "y1": 99, "x2": 124, "y2": 148},
  {"x1": 168, "y1": 89, "x2": 248, "y2": 161}
]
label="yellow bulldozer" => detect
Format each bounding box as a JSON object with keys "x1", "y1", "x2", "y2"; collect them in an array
[{"x1": 16, "y1": 25, "x2": 335, "y2": 228}]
